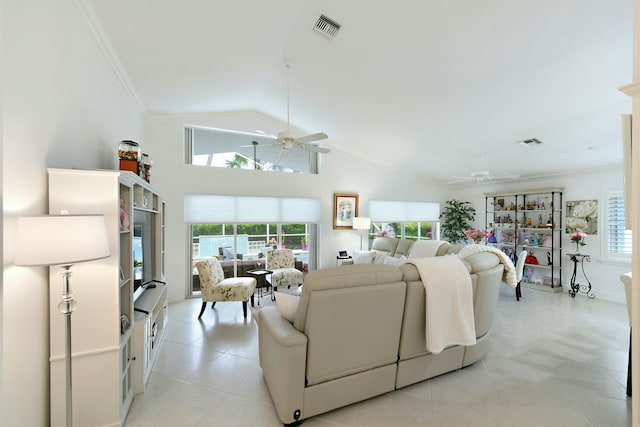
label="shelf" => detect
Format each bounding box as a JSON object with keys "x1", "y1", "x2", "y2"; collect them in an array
[
  {"x1": 485, "y1": 188, "x2": 563, "y2": 293},
  {"x1": 521, "y1": 281, "x2": 564, "y2": 293}
]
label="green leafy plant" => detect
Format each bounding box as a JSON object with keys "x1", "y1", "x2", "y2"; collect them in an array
[{"x1": 440, "y1": 199, "x2": 476, "y2": 243}]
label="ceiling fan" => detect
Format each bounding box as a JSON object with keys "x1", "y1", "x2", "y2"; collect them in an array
[
  {"x1": 447, "y1": 170, "x2": 520, "y2": 184},
  {"x1": 270, "y1": 62, "x2": 330, "y2": 157}
]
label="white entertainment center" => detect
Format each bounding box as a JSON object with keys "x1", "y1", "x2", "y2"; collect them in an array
[{"x1": 47, "y1": 168, "x2": 167, "y2": 426}]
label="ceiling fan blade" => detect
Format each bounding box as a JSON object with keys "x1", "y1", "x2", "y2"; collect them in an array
[
  {"x1": 297, "y1": 132, "x2": 328, "y2": 143},
  {"x1": 299, "y1": 143, "x2": 330, "y2": 154},
  {"x1": 279, "y1": 147, "x2": 289, "y2": 157}
]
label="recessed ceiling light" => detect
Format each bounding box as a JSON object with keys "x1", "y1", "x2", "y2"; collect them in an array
[
  {"x1": 587, "y1": 145, "x2": 598, "y2": 150},
  {"x1": 517, "y1": 138, "x2": 543, "y2": 147}
]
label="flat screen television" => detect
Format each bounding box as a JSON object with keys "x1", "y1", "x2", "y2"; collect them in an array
[{"x1": 133, "y1": 209, "x2": 155, "y2": 301}]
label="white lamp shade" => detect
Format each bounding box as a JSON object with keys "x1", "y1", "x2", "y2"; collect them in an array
[
  {"x1": 352, "y1": 217, "x2": 371, "y2": 230},
  {"x1": 15, "y1": 214, "x2": 111, "y2": 266}
]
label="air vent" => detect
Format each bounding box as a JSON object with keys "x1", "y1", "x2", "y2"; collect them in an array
[
  {"x1": 313, "y1": 15, "x2": 341, "y2": 39},
  {"x1": 518, "y1": 138, "x2": 543, "y2": 147}
]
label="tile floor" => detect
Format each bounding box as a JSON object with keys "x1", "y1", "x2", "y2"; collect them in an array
[{"x1": 125, "y1": 286, "x2": 632, "y2": 427}]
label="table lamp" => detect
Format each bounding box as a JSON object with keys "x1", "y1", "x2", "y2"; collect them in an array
[
  {"x1": 15, "y1": 213, "x2": 110, "y2": 427},
  {"x1": 352, "y1": 217, "x2": 371, "y2": 250}
]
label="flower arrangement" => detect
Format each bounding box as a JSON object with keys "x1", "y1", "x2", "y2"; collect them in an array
[
  {"x1": 569, "y1": 232, "x2": 586, "y2": 253},
  {"x1": 375, "y1": 230, "x2": 388, "y2": 238},
  {"x1": 465, "y1": 229, "x2": 490, "y2": 244}
]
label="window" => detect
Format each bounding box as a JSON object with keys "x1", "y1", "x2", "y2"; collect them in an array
[
  {"x1": 605, "y1": 192, "x2": 631, "y2": 259},
  {"x1": 185, "y1": 126, "x2": 319, "y2": 174},
  {"x1": 370, "y1": 222, "x2": 437, "y2": 241},
  {"x1": 189, "y1": 223, "x2": 313, "y2": 296},
  {"x1": 185, "y1": 194, "x2": 320, "y2": 297}
]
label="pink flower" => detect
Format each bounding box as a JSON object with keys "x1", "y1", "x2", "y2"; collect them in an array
[
  {"x1": 465, "y1": 229, "x2": 490, "y2": 243},
  {"x1": 570, "y1": 232, "x2": 586, "y2": 247}
]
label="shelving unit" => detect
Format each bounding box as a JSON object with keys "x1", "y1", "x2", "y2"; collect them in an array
[
  {"x1": 484, "y1": 188, "x2": 563, "y2": 293},
  {"x1": 48, "y1": 168, "x2": 166, "y2": 426}
]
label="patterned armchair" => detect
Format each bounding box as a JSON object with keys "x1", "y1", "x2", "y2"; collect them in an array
[
  {"x1": 266, "y1": 249, "x2": 303, "y2": 293},
  {"x1": 195, "y1": 257, "x2": 256, "y2": 319}
]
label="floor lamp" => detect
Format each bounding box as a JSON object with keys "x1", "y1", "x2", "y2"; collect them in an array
[
  {"x1": 352, "y1": 217, "x2": 371, "y2": 250},
  {"x1": 15, "y1": 214, "x2": 110, "y2": 427}
]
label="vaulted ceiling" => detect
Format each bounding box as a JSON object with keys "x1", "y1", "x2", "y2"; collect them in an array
[{"x1": 88, "y1": 0, "x2": 633, "y2": 183}]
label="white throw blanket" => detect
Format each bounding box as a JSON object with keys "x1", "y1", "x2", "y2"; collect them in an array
[
  {"x1": 457, "y1": 245, "x2": 518, "y2": 288},
  {"x1": 408, "y1": 257, "x2": 476, "y2": 355}
]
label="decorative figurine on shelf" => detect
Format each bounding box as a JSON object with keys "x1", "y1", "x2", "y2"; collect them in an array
[
  {"x1": 488, "y1": 230, "x2": 497, "y2": 243},
  {"x1": 541, "y1": 201, "x2": 546, "y2": 210},
  {"x1": 119, "y1": 196, "x2": 130, "y2": 232},
  {"x1": 525, "y1": 250, "x2": 539, "y2": 265},
  {"x1": 533, "y1": 233, "x2": 539, "y2": 246},
  {"x1": 543, "y1": 235, "x2": 553, "y2": 248},
  {"x1": 547, "y1": 251, "x2": 552, "y2": 265},
  {"x1": 538, "y1": 214, "x2": 543, "y2": 227}
]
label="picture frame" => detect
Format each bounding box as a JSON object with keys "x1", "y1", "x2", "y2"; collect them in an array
[
  {"x1": 333, "y1": 193, "x2": 359, "y2": 229},
  {"x1": 565, "y1": 199, "x2": 598, "y2": 235}
]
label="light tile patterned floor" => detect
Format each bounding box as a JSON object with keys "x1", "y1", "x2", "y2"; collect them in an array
[{"x1": 125, "y1": 286, "x2": 632, "y2": 426}]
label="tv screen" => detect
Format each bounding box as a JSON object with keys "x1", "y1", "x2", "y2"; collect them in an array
[{"x1": 133, "y1": 210, "x2": 155, "y2": 300}]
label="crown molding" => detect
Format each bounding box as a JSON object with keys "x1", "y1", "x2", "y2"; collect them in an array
[{"x1": 75, "y1": 0, "x2": 146, "y2": 115}]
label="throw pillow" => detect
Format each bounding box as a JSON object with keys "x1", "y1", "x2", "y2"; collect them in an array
[
  {"x1": 384, "y1": 255, "x2": 408, "y2": 266},
  {"x1": 353, "y1": 250, "x2": 375, "y2": 264},
  {"x1": 275, "y1": 292, "x2": 300, "y2": 323},
  {"x1": 372, "y1": 250, "x2": 387, "y2": 264}
]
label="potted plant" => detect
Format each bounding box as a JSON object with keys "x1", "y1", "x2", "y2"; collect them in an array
[{"x1": 440, "y1": 199, "x2": 476, "y2": 243}]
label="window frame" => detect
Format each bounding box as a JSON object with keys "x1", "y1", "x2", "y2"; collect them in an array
[{"x1": 601, "y1": 191, "x2": 632, "y2": 263}]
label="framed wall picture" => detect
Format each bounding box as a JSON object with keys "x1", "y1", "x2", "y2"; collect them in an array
[
  {"x1": 334, "y1": 193, "x2": 359, "y2": 229},
  {"x1": 565, "y1": 199, "x2": 598, "y2": 234}
]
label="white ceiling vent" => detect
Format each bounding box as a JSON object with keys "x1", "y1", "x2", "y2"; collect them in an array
[
  {"x1": 313, "y1": 15, "x2": 341, "y2": 39},
  {"x1": 518, "y1": 138, "x2": 543, "y2": 147}
]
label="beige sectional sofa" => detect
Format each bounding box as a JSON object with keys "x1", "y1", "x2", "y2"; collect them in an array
[{"x1": 257, "y1": 248, "x2": 505, "y2": 426}]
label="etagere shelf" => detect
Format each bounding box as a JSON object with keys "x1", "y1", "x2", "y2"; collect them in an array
[
  {"x1": 484, "y1": 188, "x2": 564, "y2": 293},
  {"x1": 48, "y1": 168, "x2": 166, "y2": 426}
]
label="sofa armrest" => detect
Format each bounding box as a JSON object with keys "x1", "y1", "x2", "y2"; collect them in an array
[{"x1": 257, "y1": 306, "x2": 307, "y2": 424}]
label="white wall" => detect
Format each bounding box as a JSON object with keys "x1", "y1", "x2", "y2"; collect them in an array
[
  {"x1": 2, "y1": 0, "x2": 142, "y2": 425},
  {"x1": 446, "y1": 168, "x2": 631, "y2": 303},
  {"x1": 143, "y1": 112, "x2": 448, "y2": 302}
]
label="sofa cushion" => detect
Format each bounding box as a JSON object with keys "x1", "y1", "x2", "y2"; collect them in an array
[
  {"x1": 293, "y1": 264, "x2": 404, "y2": 333},
  {"x1": 408, "y1": 240, "x2": 449, "y2": 258},
  {"x1": 370, "y1": 236, "x2": 400, "y2": 254},
  {"x1": 394, "y1": 239, "x2": 414, "y2": 257}
]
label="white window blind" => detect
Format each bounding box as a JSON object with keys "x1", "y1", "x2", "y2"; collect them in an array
[
  {"x1": 184, "y1": 195, "x2": 321, "y2": 224},
  {"x1": 607, "y1": 192, "x2": 632, "y2": 256},
  {"x1": 369, "y1": 200, "x2": 440, "y2": 222}
]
